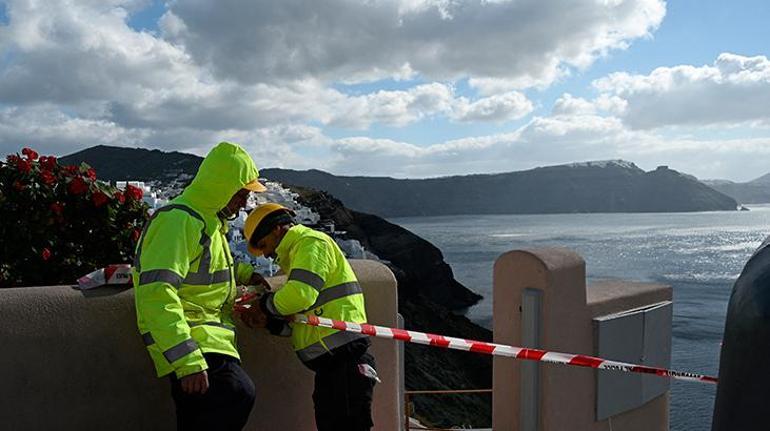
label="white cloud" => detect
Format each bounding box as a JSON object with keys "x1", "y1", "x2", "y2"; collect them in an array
[
  {"x1": 552, "y1": 94, "x2": 597, "y2": 116},
  {"x1": 593, "y1": 53, "x2": 770, "y2": 129},
  {"x1": 329, "y1": 83, "x2": 454, "y2": 129},
  {"x1": 1, "y1": 1, "x2": 768, "y2": 183},
  {"x1": 165, "y1": 0, "x2": 665, "y2": 86},
  {"x1": 289, "y1": 111, "x2": 770, "y2": 181},
  {"x1": 451, "y1": 91, "x2": 533, "y2": 123}
]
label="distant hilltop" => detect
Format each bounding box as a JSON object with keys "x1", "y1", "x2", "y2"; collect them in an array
[
  {"x1": 60, "y1": 145, "x2": 203, "y2": 182},
  {"x1": 264, "y1": 162, "x2": 739, "y2": 216},
  {"x1": 61, "y1": 145, "x2": 739, "y2": 216},
  {"x1": 703, "y1": 173, "x2": 770, "y2": 205}
]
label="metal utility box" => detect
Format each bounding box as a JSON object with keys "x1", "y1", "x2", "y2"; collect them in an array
[{"x1": 594, "y1": 301, "x2": 672, "y2": 420}]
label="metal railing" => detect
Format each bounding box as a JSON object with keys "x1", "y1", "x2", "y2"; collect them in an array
[{"x1": 404, "y1": 389, "x2": 492, "y2": 430}]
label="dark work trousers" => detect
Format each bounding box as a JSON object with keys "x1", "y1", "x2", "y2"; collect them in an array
[
  {"x1": 307, "y1": 339, "x2": 377, "y2": 431},
  {"x1": 169, "y1": 353, "x2": 256, "y2": 431}
]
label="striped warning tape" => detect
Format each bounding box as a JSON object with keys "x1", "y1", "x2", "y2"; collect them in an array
[{"x1": 295, "y1": 314, "x2": 718, "y2": 385}]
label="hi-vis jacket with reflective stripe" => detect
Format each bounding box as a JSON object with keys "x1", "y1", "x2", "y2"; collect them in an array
[
  {"x1": 133, "y1": 142, "x2": 259, "y2": 378},
  {"x1": 264, "y1": 224, "x2": 368, "y2": 363}
]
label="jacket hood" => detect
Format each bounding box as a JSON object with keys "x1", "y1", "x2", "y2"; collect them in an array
[{"x1": 180, "y1": 142, "x2": 260, "y2": 214}]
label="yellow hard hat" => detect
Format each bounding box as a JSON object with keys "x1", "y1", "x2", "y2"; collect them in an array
[{"x1": 243, "y1": 203, "x2": 295, "y2": 256}]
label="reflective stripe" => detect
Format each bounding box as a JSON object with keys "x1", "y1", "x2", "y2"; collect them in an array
[
  {"x1": 288, "y1": 268, "x2": 325, "y2": 291},
  {"x1": 142, "y1": 332, "x2": 155, "y2": 346},
  {"x1": 306, "y1": 281, "x2": 363, "y2": 311},
  {"x1": 138, "y1": 269, "x2": 183, "y2": 288},
  {"x1": 163, "y1": 339, "x2": 200, "y2": 363},
  {"x1": 196, "y1": 235, "x2": 213, "y2": 275},
  {"x1": 134, "y1": 204, "x2": 206, "y2": 272},
  {"x1": 183, "y1": 269, "x2": 232, "y2": 286},
  {"x1": 295, "y1": 330, "x2": 368, "y2": 362},
  {"x1": 189, "y1": 321, "x2": 235, "y2": 331}
]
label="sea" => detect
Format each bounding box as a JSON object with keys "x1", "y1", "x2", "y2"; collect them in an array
[{"x1": 391, "y1": 205, "x2": 770, "y2": 431}]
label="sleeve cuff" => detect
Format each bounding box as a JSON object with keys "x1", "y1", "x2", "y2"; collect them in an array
[{"x1": 174, "y1": 355, "x2": 208, "y2": 379}]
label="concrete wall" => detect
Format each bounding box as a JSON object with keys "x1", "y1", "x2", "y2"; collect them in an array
[
  {"x1": 492, "y1": 248, "x2": 671, "y2": 431},
  {"x1": 0, "y1": 259, "x2": 399, "y2": 431}
]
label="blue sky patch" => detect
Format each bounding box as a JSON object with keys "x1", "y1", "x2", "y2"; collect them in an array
[
  {"x1": 0, "y1": 2, "x2": 9, "y2": 26},
  {"x1": 127, "y1": 0, "x2": 167, "y2": 33}
]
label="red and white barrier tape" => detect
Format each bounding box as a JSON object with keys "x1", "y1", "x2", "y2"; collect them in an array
[{"x1": 295, "y1": 314, "x2": 718, "y2": 385}]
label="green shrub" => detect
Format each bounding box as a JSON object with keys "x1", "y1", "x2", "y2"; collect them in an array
[{"x1": 0, "y1": 147, "x2": 149, "y2": 287}]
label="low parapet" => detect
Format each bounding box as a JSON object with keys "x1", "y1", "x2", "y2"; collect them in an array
[{"x1": 0, "y1": 260, "x2": 399, "y2": 430}]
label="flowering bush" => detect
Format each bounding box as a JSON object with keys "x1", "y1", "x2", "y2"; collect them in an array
[{"x1": 0, "y1": 147, "x2": 150, "y2": 288}]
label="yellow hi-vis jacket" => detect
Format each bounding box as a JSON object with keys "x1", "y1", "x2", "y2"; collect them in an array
[
  {"x1": 133, "y1": 142, "x2": 259, "y2": 378},
  {"x1": 264, "y1": 224, "x2": 368, "y2": 363}
]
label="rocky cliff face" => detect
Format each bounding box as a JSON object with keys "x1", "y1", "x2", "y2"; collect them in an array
[{"x1": 292, "y1": 186, "x2": 492, "y2": 427}]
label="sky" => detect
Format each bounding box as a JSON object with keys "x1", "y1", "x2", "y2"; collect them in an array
[{"x1": 0, "y1": 0, "x2": 769, "y2": 182}]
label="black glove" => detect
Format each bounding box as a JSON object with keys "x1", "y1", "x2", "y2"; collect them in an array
[
  {"x1": 260, "y1": 293, "x2": 292, "y2": 337},
  {"x1": 266, "y1": 316, "x2": 292, "y2": 337}
]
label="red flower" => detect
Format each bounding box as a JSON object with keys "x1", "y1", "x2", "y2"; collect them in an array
[
  {"x1": 41, "y1": 248, "x2": 51, "y2": 261},
  {"x1": 6, "y1": 154, "x2": 20, "y2": 164},
  {"x1": 50, "y1": 202, "x2": 64, "y2": 215},
  {"x1": 86, "y1": 168, "x2": 97, "y2": 181},
  {"x1": 114, "y1": 191, "x2": 125, "y2": 204},
  {"x1": 12, "y1": 180, "x2": 26, "y2": 191},
  {"x1": 132, "y1": 229, "x2": 142, "y2": 242},
  {"x1": 16, "y1": 159, "x2": 31, "y2": 174},
  {"x1": 68, "y1": 177, "x2": 89, "y2": 195},
  {"x1": 92, "y1": 191, "x2": 109, "y2": 207},
  {"x1": 39, "y1": 156, "x2": 57, "y2": 170},
  {"x1": 39, "y1": 170, "x2": 56, "y2": 186},
  {"x1": 125, "y1": 184, "x2": 143, "y2": 201},
  {"x1": 63, "y1": 165, "x2": 79, "y2": 176},
  {"x1": 22, "y1": 147, "x2": 39, "y2": 161}
]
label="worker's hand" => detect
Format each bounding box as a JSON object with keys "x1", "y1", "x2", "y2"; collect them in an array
[
  {"x1": 238, "y1": 304, "x2": 268, "y2": 329},
  {"x1": 180, "y1": 370, "x2": 209, "y2": 395}
]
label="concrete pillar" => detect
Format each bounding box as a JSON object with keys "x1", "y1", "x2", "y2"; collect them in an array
[
  {"x1": 493, "y1": 248, "x2": 671, "y2": 431},
  {"x1": 712, "y1": 237, "x2": 770, "y2": 430}
]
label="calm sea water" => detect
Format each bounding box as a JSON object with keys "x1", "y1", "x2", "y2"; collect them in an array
[{"x1": 392, "y1": 205, "x2": 770, "y2": 431}]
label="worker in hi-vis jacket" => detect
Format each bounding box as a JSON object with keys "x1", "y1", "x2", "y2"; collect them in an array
[
  {"x1": 239, "y1": 202, "x2": 379, "y2": 431},
  {"x1": 133, "y1": 141, "x2": 266, "y2": 431}
]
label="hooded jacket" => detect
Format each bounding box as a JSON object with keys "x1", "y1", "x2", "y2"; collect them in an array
[{"x1": 133, "y1": 142, "x2": 259, "y2": 378}]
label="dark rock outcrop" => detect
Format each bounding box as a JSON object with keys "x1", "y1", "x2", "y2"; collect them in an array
[{"x1": 296, "y1": 186, "x2": 481, "y2": 310}]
